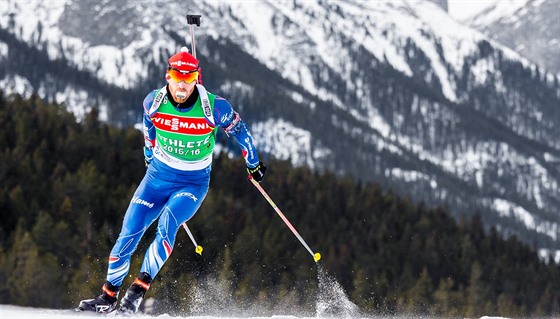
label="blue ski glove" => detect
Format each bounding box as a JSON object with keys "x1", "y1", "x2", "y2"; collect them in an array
[
  {"x1": 247, "y1": 161, "x2": 267, "y2": 183},
  {"x1": 143, "y1": 146, "x2": 153, "y2": 167}
]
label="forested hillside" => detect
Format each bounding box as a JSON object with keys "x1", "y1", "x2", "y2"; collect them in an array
[{"x1": 0, "y1": 93, "x2": 558, "y2": 317}]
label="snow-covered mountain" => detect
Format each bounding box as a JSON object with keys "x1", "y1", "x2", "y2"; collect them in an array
[
  {"x1": 1, "y1": 0, "x2": 559, "y2": 255},
  {"x1": 466, "y1": 0, "x2": 560, "y2": 75}
]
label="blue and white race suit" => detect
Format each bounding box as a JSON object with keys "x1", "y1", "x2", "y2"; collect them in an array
[{"x1": 106, "y1": 85, "x2": 260, "y2": 286}]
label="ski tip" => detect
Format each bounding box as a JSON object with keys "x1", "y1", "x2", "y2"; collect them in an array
[
  {"x1": 314, "y1": 252, "x2": 321, "y2": 262},
  {"x1": 196, "y1": 245, "x2": 203, "y2": 255}
]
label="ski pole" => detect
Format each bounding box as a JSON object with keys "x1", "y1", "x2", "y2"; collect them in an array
[
  {"x1": 249, "y1": 176, "x2": 321, "y2": 263},
  {"x1": 182, "y1": 223, "x2": 203, "y2": 255}
]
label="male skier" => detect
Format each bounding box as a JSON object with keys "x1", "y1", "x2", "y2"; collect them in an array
[{"x1": 77, "y1": 47, "x2": 267, "y2": 314}]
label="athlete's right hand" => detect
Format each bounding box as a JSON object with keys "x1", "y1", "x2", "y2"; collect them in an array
[
  {"x1": 247, "y1": 161, "x2": 267, "y2": 183},
  {"x1": 143, "y1": 146, "x2": 153, "y2": 167}
]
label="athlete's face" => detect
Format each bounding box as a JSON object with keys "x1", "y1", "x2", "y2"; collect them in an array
[
  {"x1": 168, "y1": 79, "x2": 196, "y2": 103},
  {"x1": 167, "y1": 69, "x2": 198, "y2": 103}
]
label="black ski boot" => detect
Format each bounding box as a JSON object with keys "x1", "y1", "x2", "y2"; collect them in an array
[
  {"x1": 76, "y1": 282, "x2": 120, "y2": 314},
  {"x1": 117, "y1": 272, "x2": 152, "y2": 315}
]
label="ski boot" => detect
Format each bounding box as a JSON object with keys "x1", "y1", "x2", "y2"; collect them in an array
[
  {"x1": 76, "y1": 282, "x2": 119, "y2": 314},
  {"x1": 117, "y1": 272, "x2": 152, "y2": 315}
]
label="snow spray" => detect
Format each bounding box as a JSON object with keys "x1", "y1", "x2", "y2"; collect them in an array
[{"x1": 316, "y1": 264, "x2": 361, "y2": 318}]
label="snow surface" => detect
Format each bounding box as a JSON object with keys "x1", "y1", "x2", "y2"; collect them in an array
[
  {"x1": 0, "y1": 260, "x2": 522, "y2": 319},
  {"x1": 0, "y1": 305, "x2": 315, "y2": 319},
  {"x1": 448, "y1": 0, "x2": 501, "y2": 20},
  {"x1": 0, "y1": 267, "x2": 364, "y2": 319},
  {"x1": 0, "y1": 305, "x2": 514, "y2": 319},
  {"x1": 0, "y1": 267, "x2": 517, "y2": 318},
  {"x1": 468, "y1": 0, "x2": 532, "y2": 27}
]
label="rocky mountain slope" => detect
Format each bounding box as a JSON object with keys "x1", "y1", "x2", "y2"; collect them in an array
[{"x1": 466, "y1": 0, "x2": 560, "y2": 75}]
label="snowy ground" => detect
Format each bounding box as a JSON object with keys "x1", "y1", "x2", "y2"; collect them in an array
[
  {"x1": 0, "y1": 305, "x2": 514, "y2": 319},
  {"x1": 1, "y1": 305, "x2": 315, "y2": 319},
  {"x1": 0, "y1": 268, "x2": 512, "y2": 319},
  {"x1": 0, "y1": 267, "x2": 362, "y2": 318}
]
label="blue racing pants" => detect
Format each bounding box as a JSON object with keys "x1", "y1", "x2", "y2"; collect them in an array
[{"x1": 106, "y1": 157, "x2": 210, "y2": 287}]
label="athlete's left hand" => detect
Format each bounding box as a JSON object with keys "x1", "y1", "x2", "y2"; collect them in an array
[{"x1": 247, "y1": 161, "x2": 267, "y2": 183}]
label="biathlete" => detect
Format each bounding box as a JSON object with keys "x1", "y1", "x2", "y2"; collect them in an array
[{"x1": 77, "y1": 47, "x2": 267, "y2": 315}]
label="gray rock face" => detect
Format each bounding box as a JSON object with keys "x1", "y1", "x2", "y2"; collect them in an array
[
  {"x1": 469, "y1": 0, "x2": 560, "y2": 74},
  {"x1": 58, "y1": 0, "x2": 146, "y2": 49},
  {"x1": 427, "y1": 0, "x2": 448, "y2": 12}
]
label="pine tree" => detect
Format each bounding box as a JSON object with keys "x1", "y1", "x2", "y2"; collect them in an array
[
  {"x1": 5, "y1": 222, "x2": 66, "y2": 306},
  {"x1": 465, "y1": 260, "x2": 492, "y2": 317},
  {"x1": 403, "y1": 267, "x2": 433, "y2": 315}
]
